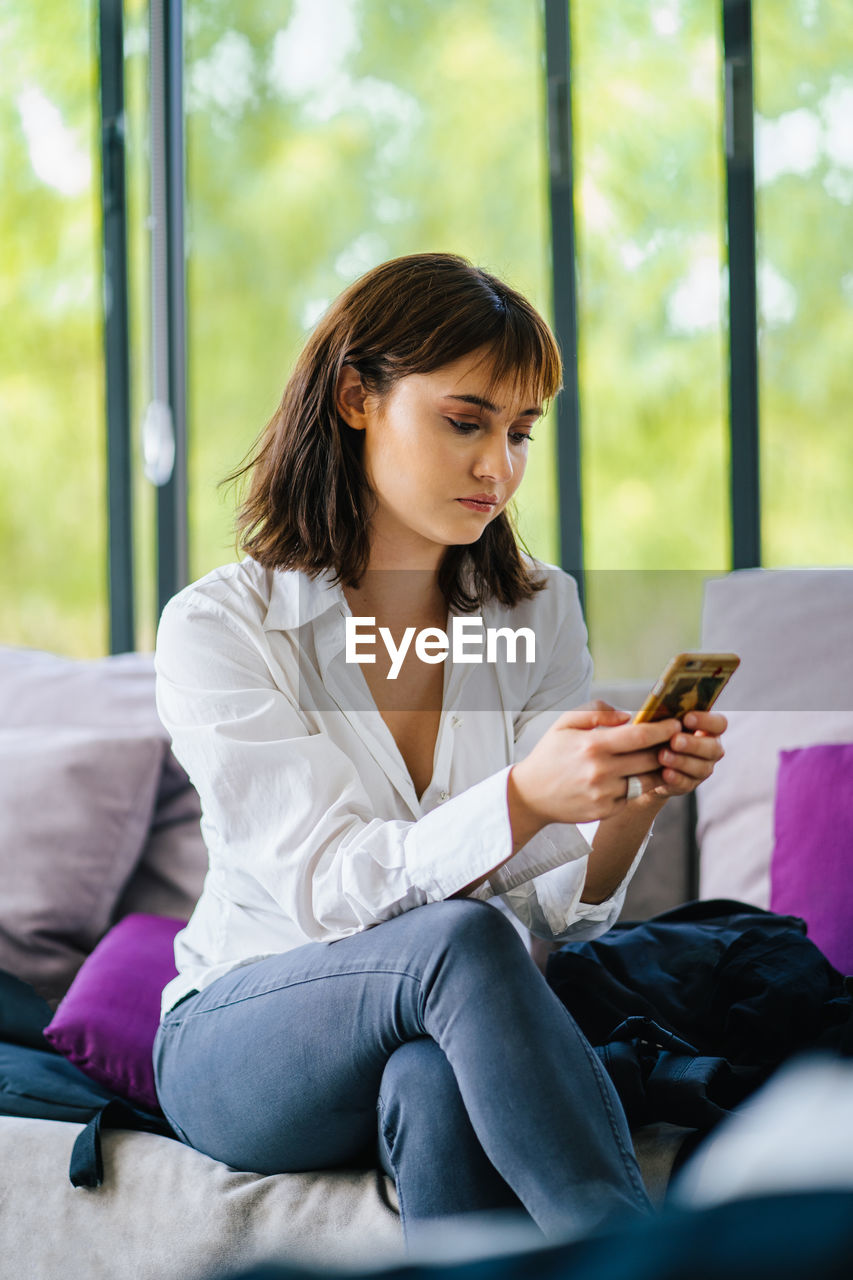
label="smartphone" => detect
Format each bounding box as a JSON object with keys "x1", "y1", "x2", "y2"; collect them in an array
[{"x1": 632, "y1": 652, "x2": 740, "y2": 724}]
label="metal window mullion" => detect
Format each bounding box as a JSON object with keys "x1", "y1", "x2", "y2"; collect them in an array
[
  {"x1": 723, "y1": 0, "x2": 761, "y2": 569},
  {"x1": 544, "y1": 0, "x2": 585, "y2": 610},
  {"x1": 150, "y1": 0, "x2": 188, "y2": 615},
  {"x1": 98, "y1": 0, "x2": 134, "y2": 653}
]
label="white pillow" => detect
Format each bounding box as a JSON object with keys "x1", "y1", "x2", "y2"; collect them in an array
[{"x1": 696, "y1": 568, "x2": 853, "y2": 907}]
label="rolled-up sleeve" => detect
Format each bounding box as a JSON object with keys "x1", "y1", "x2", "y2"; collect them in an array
[
  {"x1": 488, "y1": 837, "x2": 650, "y2": 942},
  {"x1": 469, "y1": 569, "x2": 649, "y2": 940},
  {"x1": 154, "y1": 595, "x2": 517, "y2": 942}
]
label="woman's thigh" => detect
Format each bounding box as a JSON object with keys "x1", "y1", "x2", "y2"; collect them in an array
[{"x1": 154, "y1": 899, "x2": 514, "y2": 1173}]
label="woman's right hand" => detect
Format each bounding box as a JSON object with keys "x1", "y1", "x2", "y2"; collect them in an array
[{"x1": 508, "y1": 700, "x2": 681, "y2": 833}]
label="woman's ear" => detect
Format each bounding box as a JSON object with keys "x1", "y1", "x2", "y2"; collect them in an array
[{"x1": 336, "y1": 364, "x2": 369, "y2": 431}]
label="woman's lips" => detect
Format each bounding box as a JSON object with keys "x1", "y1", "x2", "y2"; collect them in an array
[{"x1": 457, "y1": 497, "x2": 497, "y2": 512}]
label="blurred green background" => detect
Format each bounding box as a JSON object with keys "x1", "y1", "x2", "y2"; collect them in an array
[{"x1": 1, "y1": 0, "x2": 850, "y2": 677}]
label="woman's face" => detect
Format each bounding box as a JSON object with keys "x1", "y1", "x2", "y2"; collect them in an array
[{"x1": 337, "y1": 348, "x2": 542, "y2": 570}]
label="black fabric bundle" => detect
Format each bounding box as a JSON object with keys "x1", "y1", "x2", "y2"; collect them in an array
[{"x1": 546, "y1": 898, "x2": 853, "y2": 1132}]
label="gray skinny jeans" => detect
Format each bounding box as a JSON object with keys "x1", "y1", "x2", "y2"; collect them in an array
[{"x1": 153, "y1": 898, "x2": 651, "y2": 1242}]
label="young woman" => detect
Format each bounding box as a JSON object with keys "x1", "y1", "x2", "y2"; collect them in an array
[{"x1": 152, "y1": 252, "x2": 726, "y2": 1244}]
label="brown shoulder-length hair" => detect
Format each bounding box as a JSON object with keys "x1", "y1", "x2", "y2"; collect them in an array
[{"x1": 220, "y1": 252, "x2": 563, "y2": 611}]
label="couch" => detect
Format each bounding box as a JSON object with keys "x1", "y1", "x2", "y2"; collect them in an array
[{"x1": 1, "y1": 567, "x2": 851, "y2": 1280}]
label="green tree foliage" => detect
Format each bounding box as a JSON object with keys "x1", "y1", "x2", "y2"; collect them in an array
[
  {"x1": 0, "y1": 1, "x2": 107, "y2": 653},
  {"x1": 754, "y1": 0, "x2": 853, "y2": 565},
  {"x1": 573, "y1": 2, "x2": 730, "y2": 574}
]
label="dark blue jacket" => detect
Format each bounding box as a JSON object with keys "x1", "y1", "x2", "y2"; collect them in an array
[{"x1": 546, "y1": 899, "x2": 853, "y2": 1131}]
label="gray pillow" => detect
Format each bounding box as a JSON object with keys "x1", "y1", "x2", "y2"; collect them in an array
[
  {"x1": 697, "y1": 568, "x2": 853, "y2": 908},
  {"x1": 0, "y1": 647, "x2": 165, "y2": 733},
  {"x1": 0, "y1": 727, "x2": 167, "y2": 1004},
  {"x1": 0, "y1": 646, "x2": 210, "y2": 941},
  {"x1": 115, "y1": 751, "x2": 208, "y2": 920}
]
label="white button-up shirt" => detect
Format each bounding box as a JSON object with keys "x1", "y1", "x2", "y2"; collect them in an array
[{"x1": 154, "y1": 556, "x2": 647, "y2": 1018}]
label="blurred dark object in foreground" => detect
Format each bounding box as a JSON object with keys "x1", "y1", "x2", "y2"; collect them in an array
[{"x1": 211, "y1": 1189, "x2": 853, "y2": 1280}]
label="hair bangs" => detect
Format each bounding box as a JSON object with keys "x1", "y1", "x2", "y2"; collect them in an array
[{"x1": 459, "y1": 301, "x2": 562, "y2": 422}]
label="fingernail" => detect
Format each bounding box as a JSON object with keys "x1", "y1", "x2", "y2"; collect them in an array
[{"x1": 684, "y1": 713, "x2": 697, "y2": 728}]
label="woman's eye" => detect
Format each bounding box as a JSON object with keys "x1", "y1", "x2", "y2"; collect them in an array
[{"x1": 446, "y1": 419, "x2": 534, "y2": 445}]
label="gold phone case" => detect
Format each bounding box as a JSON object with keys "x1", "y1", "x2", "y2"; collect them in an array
[{"x1": 632, "y1": 652, "x2": 740, "y2": 723}]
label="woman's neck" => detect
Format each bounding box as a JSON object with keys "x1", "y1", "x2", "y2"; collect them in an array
[
  {"x1": 342, "y1": 523, "x2": 451, "y2": 629},
  {"x1": 343, "y1": 570, "x2": 447, "y2": 632}
]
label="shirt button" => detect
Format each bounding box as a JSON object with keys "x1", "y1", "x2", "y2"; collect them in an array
[
  {"x1": 439, "y1": 790, "x2": 449, "y2": 801},
  {"x1": 450, "y1": 716, "x2": 462, "y2": 729}
]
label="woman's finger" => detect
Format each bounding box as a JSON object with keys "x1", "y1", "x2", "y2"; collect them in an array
[
  {"x1": 612, "y1": 748, "x2": 671, "y2": 778},
  {"x1": 622, "y1": 770, "x2": 665, "y2": 800},
  {"x1": 602, "y1": 718, "x2": 682, "y2": 755},
  {"x1": 666, "y1": 731, "x2": 724, "y2": 761},
  {"x1": 659, "y1": 750, "x2": 714, "y2": 781},
  {"x1": 683, "y1": 710, "x2": 727, "y2": 736}
]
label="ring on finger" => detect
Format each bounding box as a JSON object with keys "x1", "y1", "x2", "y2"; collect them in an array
[{"x1": 625, "y1": 775, "x2": 643, "y2": 801}]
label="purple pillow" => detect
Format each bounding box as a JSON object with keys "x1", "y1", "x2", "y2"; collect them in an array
[
  {"x1": 770, "y1": 743, "x2": 853, "y2": 976},
  {"x1": 44, "y1": 913, "x2": 185, "y2": 1112}
]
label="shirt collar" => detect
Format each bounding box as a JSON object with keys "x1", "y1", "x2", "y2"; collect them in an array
[
  {"x1": 262, "y1": 566, "x2": 348, "y2": 633},
  {"x1": 260, "y1": 560, "x2": 502, "y2": 636}
]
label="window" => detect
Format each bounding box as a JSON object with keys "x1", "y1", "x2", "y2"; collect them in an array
[
  {"x1": 571, "y1": 1, "x2": 729, "y2": 678},
  {"x1": 754, "y1": 0, "x2": 853, "y2": 566},
  {"x1": 5, "y1": 3, "x2": 849, "y2": 660},
  {"x1": 0, "y1": 2, "x2": 107, "y2": 655},
  {"x1": 183, "y1": 1, "x2": 556, "y2": 581}
]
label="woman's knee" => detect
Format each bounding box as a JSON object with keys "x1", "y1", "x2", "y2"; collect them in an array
[{"x1": 420, "y1": 897, "x2": 528, "y2": 961}]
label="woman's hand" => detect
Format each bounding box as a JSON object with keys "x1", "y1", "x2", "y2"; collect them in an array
[
  {"x1": 508, "y1": 700, "x2": 681, "y2": 836},
  {"x1": 651, "y1": 709, "x2": 727, "y2": 798}
]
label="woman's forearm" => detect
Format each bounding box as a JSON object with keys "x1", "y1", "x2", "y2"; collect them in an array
[{"x1": 580, "y1": 792, "x2": 668, "y2": 905}]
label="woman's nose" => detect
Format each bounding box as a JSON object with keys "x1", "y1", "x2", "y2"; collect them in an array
[{"x1": 473, "y1": 436, "x2": 514, "y2": 482}]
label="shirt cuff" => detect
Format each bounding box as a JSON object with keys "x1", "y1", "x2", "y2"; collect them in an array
[
  {"x1": 534, "y1": 828, "x2": 651, "y2": 936},
  {"x1": 406, "y1": 767, "x2": 514, "y2": 899},
  {"x1": 486, "y1": 822, "x2": 592, "y2": 895}
]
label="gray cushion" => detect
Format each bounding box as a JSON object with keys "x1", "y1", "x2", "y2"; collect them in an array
[
  {"x1": 0, "y1": 646, "x2": 210, "y2": 956},
  {"x1": 116, "y1": 750, "x2": 208, "y2": 920},
  {"x1": 0, "y1": 727, "x2": 166, "y2": 1003},
  {"x1": 697, "y1": 569, "x2": 853, "y2": 907},
  {"x1": 0, "y1": 646, "x2": 165, "y2": 733},
  {"x1": 0, "y1": 1116, "x2": 404, "y2": 1279}
]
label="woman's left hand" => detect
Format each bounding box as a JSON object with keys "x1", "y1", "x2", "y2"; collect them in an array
[{"x1": 652, "y1": 710, "x2": 727, "y2": 798}]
